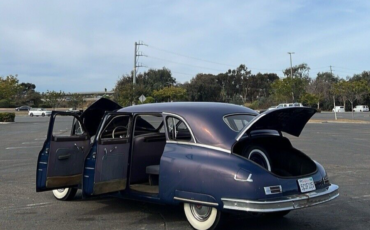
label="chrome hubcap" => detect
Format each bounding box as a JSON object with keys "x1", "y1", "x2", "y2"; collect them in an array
[
  {"x1": 57, "y1": 188, "x2": 65, "y2": 193},
  {"x1": 190, "y1": 204, "x2": 212, "y2": 222}
]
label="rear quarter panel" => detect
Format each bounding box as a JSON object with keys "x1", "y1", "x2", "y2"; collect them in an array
[{"x1": 159, "y1": 143, "x2": 284, "y2": 207}]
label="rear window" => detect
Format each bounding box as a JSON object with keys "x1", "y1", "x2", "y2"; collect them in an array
[{"x1": 223, "y1": 114, "x2": 255, "y2": 132}]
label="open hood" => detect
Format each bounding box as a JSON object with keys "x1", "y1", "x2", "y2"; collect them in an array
[
  {"x1": 235, "y1": 107, "x2": 316, "y2": 141},
  {"x1": 80, "y1": 98, "x2": 122, "y2": 137}
]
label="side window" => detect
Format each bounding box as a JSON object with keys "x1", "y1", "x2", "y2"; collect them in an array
[
  {"x1": 101, "y1": 115, "x2": 130, "y2": 139},
  {"x1": 134, "y1": 115, "x2": 163, "y2": 136},
  {"x1": 166, "y1": 117, "x2": 192, "y2": 142},
  {"x1": 52, "y1": 115, "x2": 84, "y2": 137}
]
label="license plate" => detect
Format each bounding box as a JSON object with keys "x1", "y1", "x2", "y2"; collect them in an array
[{"x1": 298, "y1": 177, "x2": 316, "y2": 193}]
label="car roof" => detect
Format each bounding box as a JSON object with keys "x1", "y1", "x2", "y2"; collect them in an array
[{"x1": 119, "y1": 102, "x2": 258, "y2": 149}]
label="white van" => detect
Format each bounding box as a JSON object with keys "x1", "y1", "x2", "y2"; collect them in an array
[
  {"x1": 353, "y1": 105, "x2": 369, "y2": 112},
  {"x1": 332, "y1": 106, "x2": 345, "y2": 112}
]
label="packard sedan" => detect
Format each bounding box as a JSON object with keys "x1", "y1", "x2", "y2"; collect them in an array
[{"x1": 36, "y1": 99, "x2": 339, "y2": 230}]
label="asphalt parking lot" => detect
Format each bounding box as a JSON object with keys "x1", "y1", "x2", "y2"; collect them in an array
[{"x1": 1, "y1": 115, "x2": 370, "y2": 230}]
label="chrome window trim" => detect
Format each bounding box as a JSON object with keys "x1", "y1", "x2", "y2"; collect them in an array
[
  {"x1": 174, "y1": 197, "x2": 218, "y2": 207},
  {"x1": 235, "y1": 113, "x2": 267, "y2": 141},
  {"x1": 223, "y1": 113, "x2": 256, "y2": 133},
  {"x1": 98, "y1": 114, "x2": 131, "y2": 140},
  {"x1": 166, "y1": 140, "x2": 230, "y2": 154},
  {"x1": 163, "y1": 112, "x2": 197, "y2": 143}
]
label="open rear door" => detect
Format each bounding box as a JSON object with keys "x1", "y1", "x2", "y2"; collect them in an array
[
  {"x1": 83, "y1": 113, "x2": 132, "y2": 195},
  {"x1": 36, "y1": 112, "x2": 90, "y2": 192}
]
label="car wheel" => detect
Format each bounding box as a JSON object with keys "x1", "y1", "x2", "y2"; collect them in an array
[
  {"x1": 42, "y1": 113, "x2": 45, "y2": 117},
  {"x1": 52, "y1": 188, "x2": 78, "y2": 201},
  {"x1": 263, "y1": 210, "x2": 290, "y2": 218},
  {"x1": 184, "y1": 203, "x2": 220, "y2": 230},
  {"x1": 243, "y1": 146, "x2": 271, "y2": 171},
  {"x1": 30, "y1": 113, "x2": 33, "y2": 117}
]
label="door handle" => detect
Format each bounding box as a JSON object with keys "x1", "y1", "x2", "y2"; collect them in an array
[{"x1": 58, "y1": 154, "x2": 71, "y2": 160}]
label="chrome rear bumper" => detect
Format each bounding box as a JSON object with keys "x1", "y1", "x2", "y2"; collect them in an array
[{"x1": 221, "y1": 184, "x2": 339, "y2": 213}]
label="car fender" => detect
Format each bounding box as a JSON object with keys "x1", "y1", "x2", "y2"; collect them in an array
[{"x1": 159, "y1": 142, "x2": 281, "y2": 207}]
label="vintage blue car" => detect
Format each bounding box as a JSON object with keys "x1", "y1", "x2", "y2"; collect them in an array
[{"x1": 36, "y1": 99, "x2": 339, "y2": 230}]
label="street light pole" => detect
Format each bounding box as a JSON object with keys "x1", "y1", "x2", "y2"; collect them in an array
[{"x1": 288, "y1": 52, "x2": 295, "y2": 78}]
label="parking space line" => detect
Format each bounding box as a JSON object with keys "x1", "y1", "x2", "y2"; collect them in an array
[
  {"x1": 6, "y1": 146, "x2": 41, "y2": 150},
  {"x1": 22, "y1": 141, "x2": 43, "y2": 145}
]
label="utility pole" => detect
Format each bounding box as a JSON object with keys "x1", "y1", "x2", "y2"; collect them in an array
[
  {"x1": 330, "y1": 65, "x2": 337, "y2": 120},
  {"x1": 133, "y1": 41, "x2": 147, "y2": 84},
  {"x1": 288, "y1": 52, "x2": 295, "y2": 78},
  {"x1": 288, "y1": 52, "x2": 295, "y2": 102}
]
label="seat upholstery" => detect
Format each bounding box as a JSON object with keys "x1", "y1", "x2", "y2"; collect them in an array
[
  {"x1": 146, "y1": 165, "x2": 160, "y2": 175},
  {"x1": 130, "y1": 133, "x2": 166, "y2": 184}
]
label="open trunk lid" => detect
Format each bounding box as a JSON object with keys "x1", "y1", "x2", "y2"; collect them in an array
[
  {"x1": 236, "y1": 107, "x2": 316, "y2": 141},
  {"x1": 80, "y1": 98, "x2": 122, "y2": 137}
]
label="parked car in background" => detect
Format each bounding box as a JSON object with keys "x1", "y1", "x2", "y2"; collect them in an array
[
  {"x1": 15, "y1": 106, "x2": 31, "y2": 111},
  {"x1": 28, "y1": 108, "x2": 52, "y2": 117},
  {"x1": 333, "y1": 106, "x2": 345, "y2": 112},
  {"x1": 353, "y1": 105, "x2": 369, "y2": 112},
  {"x1": 265, "y1": 102, "x2": 303, "y2": 112},
  {"x1": 36, "y1": 99, "x2": 339, "y2": 230},
  {"x1": 65, "y1": 108, "x2": 83, "y2": 114}
]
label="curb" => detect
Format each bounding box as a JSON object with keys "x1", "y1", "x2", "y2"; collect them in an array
[{"x1": 309, "y1": 119, "x2": 370, "y2": 124}]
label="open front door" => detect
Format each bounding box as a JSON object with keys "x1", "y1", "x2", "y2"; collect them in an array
[
  {"x1": 83, "y1": 113, "x2": 132, "y2": 195},
  {"x1": 36, "y1": 112, "x2": 90, "y2": 192}
]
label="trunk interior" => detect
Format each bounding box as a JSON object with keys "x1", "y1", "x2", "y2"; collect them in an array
[{"x1": 233, "y1": 135, "x2": 317, "y2": 177}]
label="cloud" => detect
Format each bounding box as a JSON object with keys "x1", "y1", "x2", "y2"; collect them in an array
[{"x1": 0, "y1": 0, "x2": 370, "y2": 92}]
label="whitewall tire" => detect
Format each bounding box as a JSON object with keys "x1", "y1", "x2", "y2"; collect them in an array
[
  {"x1": 184, "y1": 203, "x2": 220, "y2": 230},
  {"x1": 52, "y1": 187, "x2": 77, "y2": 201},
  {"x1": 247, "y1": 149, "x2": 271, "y2": 171}
]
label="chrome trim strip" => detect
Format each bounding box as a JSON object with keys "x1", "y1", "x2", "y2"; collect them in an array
[
  {"x1": 39, "y1": 162, "x2": 47, "y2": 164},
  {"x1": 174, "y1": 197, "x2": 218, "y2": 207},
  {"x1": 163, "y1": 112, "x2": 197, "y2": 143},
  {"x1": 166, "y1": 140, "x2": 231, "y2": 154},
  {"x1": 84, "y1": 167, "x2": 94, "y2": 170},
  {"x1": 234, "y1": 174, "x2": 253, "y2": 182},
  {"x1": 236, "y1": 113, "x2": 267, "y2": 141},
  {"x1": 221, "y1": 184, "x2": 339, "y2": 213},
  {"x1": 264, "y1": 185, "x2": 282, "y2": 195}
]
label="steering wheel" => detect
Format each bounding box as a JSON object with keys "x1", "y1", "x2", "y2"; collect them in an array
[{"x1": 112, "y1": 126, "x2": 126, "y2": 138}]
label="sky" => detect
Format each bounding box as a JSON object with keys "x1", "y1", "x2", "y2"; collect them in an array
[{"x1": 1, "y1": 0, "x2": 370, "y2": 93}]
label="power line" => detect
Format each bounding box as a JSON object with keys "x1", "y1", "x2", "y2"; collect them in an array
[
  {"x1": 142, "y1": 66, "x2": 195, "y2": 77},
  {"x1": 146, "y1": 44, "x2": 281, "y2": 72},
  {"x1": 146, "y1": 55, "x2": 226, "y2": 73}
]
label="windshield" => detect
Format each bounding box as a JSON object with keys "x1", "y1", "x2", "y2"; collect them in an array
[{"x1": 223, "y1": 114, "x2": 255, "y2": 132}]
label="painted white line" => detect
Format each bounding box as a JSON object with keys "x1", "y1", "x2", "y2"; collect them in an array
[
  {"x1": 6, "y1": 146, "x2": 41, "y2": 150},
  {"x1": 22, "y1": 141, "x2": 43, "y2": 145},
  {"x1": 26, "y1": 202, "x2": 50, "y2": 207}
]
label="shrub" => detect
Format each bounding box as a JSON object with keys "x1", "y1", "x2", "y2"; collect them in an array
[
  {"x1": 0, "y1": 99, "x2": 10, "y2": 108},
  {"x1": 0, "y1": 112, "x2": 15, "y2": 122},
  {"x1": 39, "y1": 103, "x2": 52, "y2": 108}
]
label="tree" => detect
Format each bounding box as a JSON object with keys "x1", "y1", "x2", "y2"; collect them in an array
[
  {"x1": 270, "y1": 77, "x2": 308, "y2": 103},
  {"x1": 283, "y1": 63, "x2": 310, "y2": 80},
  {"x1": 306, "y1": 72, "x2": 338, "y2": 109},
  {"x1": 344, "y1": 80, "x2": 369, "y2": 113},
  {"x1": 68, "y1": 93, "x2": 84, "y2": 109},
  {"x1": 184, "y1": 74, "x2": 221, "y2": 101},
  {"x1": 15, "y1": 82, "x2": 41, "y2": 106},
  {"x1": 332, "y1": 80, "x2": 348, "y2": 109},
  {"x1": 43, "y1": 90, "x2": 65, "y2": 109},
  {"x1": 153, "y1": 86, "x2": 186, "y2": 102},
  {"x1": 0, "y1": 75, "x2": 20, "y2": 100},
  {"x1": 139, "y1": 68, "x2": 176, "y2": 91}
]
